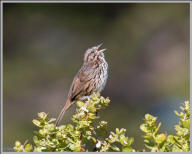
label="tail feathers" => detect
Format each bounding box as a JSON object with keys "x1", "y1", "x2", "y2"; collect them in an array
[{"x1": 55, "y1": 99, "x2": 72, "y2": 126}]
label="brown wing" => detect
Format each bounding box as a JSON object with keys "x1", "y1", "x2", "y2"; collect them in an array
[{"x1": 68, "y1": 62, "x2": 96, "y2": 101}]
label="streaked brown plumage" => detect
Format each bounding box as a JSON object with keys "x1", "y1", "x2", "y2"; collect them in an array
[{"x1": 55, "y1": 44, "x2": 108, "y2": 126}]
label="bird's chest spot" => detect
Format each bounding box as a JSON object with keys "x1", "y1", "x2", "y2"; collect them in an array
[{"x1": 94, "y1": 62, "x2": 108, "y2": 93}]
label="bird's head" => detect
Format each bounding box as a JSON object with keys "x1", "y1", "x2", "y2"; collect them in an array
[{"x1": 84, "y1": 44, "x2": 106, "y2": 63}]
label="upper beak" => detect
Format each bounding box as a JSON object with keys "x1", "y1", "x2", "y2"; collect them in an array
[{"x1": 96, "y1": 43, "x2": 103, "y2": 49}]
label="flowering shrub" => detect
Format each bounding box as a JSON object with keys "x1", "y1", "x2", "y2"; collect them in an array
[
  {"x1": 140, "y1": 101, "x2": 190, "y2": 152},
  {"x1": 13, "y1": 94, "x2": 190, "y2": 152}
]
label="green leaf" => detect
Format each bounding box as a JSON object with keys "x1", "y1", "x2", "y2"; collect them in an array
[
  {"x1": 56, "y1": 132, "x2": 62, "y2": 138},
  {"x1": 155, "y1": 133, "x2": 166, "y2": 144},
  {"x1": 33, "y1": 136, "x2": 39, "y2": 144},
  {"x1": 38, "y1": 112, "x2": 48, "y2": 120},
  {"x1": 34, "y1": 147, "x2": 42, "y2": 152},
  {"x1": 116, "y1": 128, "x2": 120, "y2": 134},
  {"x1": 140, "y1": 124, "x2": 148, "y2": 133},
  {"x1": 182, "y1": 119, "x2": 190, "y2": 129},
  {"x1": 87, "y1": 105, "x2": 96, "y2": 113},
  {"x1": 49, "y1": 118, "x2": 56, "y2": 123},
  {"x1": 167, "y1": 135, "x2": 175, "y2": 144},
  {"x1": 25, "y1": 144, "x2": 33, "y2": 152},
  {"x1": 76, "y1": 101, "x2": 84, "y2": 108},
  {"x1": 90, "y1": 137, "x2": 97, "y2": 143},
  {"x1": 88, "y1": 113, "x2": 97, "y2": 119},
  {"x1": 15, "y1": 141, "x2": 21, "y2": 147},
  {"x1": 127, "y1": 137, "x2": 134, "y2": 146},
  {"x1": 111, "y1": 145, "x2": 120, "y2": 151},
  {"x1": 32, "y1": 119, "x2": 41, "y2": 127},
  {"x1": 122, "y1": 146, "x2": 133, "y2": 152},
  {"x1": 154, "y1": 122, "x2": 161, "y2": 135},
  {"x1": 39, "y1": 129, "x2": 46, "y2": 137}
]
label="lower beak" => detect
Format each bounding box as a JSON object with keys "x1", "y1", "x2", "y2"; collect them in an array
[
  {"x1": 99, "y1": 49, "x2": 106, "y2": 53},
  {"x1": 97, "y1": 49, "x2": 106, "y2": 55}
]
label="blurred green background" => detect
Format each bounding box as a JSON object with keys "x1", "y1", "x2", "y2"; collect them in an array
[{"x1": 3, "y1": 3, "x2": 189, "y2": 151}]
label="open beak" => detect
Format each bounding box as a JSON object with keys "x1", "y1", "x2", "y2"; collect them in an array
[
  {"x1": 96, "y1": 43, "x2": 106, "y2": 54},
  {"x1": 94, "y1": 43, "x2": 106, "y2": 55}
]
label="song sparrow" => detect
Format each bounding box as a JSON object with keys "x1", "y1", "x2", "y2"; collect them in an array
[{"x1": 56, "y1": 44, "x2": 108, "y2": 126}]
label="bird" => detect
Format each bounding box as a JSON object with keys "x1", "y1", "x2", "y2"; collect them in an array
[{"x1": 55, "y1": 44, "x2": 108, "y2": 126}]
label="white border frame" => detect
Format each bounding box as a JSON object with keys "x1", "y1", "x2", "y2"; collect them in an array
[
  {"x1": 0, "y1": 1, "x2": 192, "y2": 3},
  {"x1": 0, "y1": 1, "x2": 191, "y2": 153}
]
